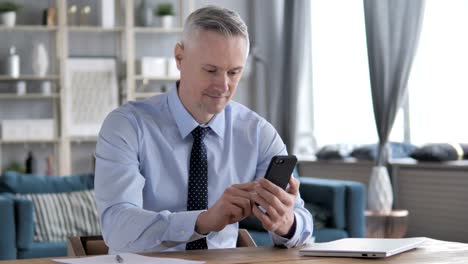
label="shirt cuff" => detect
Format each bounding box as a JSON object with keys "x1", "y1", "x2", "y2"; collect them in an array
[
  {"x1": 271, "y1": 212, "x2": 302, "y2": 248},
  {"x1": 167, "y1": 210, "x2": 207, "y2": 242},
  {"x1": 284, "y1": 216, "x2": 297, "y2": 239}
]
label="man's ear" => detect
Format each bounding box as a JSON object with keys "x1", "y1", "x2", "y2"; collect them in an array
[{"x1": 174, "y1": 42, "x2": 184, "y2": 70}]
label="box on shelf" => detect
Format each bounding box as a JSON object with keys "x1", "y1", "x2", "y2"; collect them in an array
[
  {"x1": 1, "y1": 119, "x2": 55, "y2": 140},
  {"x1": 1, "y1": 120, "x2": 28, "y2": 140},
  {"x1": 139, "y1": 57, "x2": 166, "y2": 77}
]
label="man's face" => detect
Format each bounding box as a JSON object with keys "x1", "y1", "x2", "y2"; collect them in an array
[{"x1": 175, "y1": 29, "x2": 248, "y2": 123}]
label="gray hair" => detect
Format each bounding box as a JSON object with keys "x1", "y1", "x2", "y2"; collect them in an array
[{"x1": 182, "y1": 5, "x2": 249, "y2": 54}]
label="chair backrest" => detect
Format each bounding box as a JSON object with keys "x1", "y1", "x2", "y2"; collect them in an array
[
  {"x1": 68, "y1": 229, "x2": 256, "y2": 256},
  {"x1": 237, "y1": 228, "x2": 257, "y2": 247},
  {"x1": 67, "y1": 235, "x2": 108, "y2": 256}
]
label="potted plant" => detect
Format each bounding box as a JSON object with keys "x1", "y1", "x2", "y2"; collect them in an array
[
  {"x1": 154, "y1": 3, "x2": 174, "y2": 29},
  {"x1": 0, "y1": 1, "x2": 21, "y2": 27}
]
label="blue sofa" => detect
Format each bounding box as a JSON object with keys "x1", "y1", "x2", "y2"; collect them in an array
[
  {"x1": 239, "y1": 177, "x2": 366, "y2": 246},
  {"x1": 0, "y1": 172, "x2": 94, "y2": 260},
  {"x1": 0, "y1": 172, "x2": 365, "y2": 259}
]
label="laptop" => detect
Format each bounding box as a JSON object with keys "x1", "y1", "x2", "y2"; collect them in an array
[{"x1": 299, "y1": 237, "x2": 427, "y2": 258}]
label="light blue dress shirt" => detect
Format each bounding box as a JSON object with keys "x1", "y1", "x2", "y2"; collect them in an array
[{"x1": 95, "y1": 84, "x2": 313, "y2": 253}]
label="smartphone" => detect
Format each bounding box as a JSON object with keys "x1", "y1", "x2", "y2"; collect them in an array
[{"x1": 263, "y1": 155, "x2": 298, "y2": 190}]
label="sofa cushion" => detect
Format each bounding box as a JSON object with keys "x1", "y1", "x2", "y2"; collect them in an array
[
  {"x1": 0, "y1": 195, "x2": 16, "y2": 260},
  {"x1": 313, "y1": 228, "x2": 348, "y2": 243},
  {"x1": 303, "y1": 203, "x2": 330, "y2": 229},
  {"x1": 350, "y1": 142, "x2": 417, "y2": 161},
  {"x1": 17, "y1": 190, "x2": 100, "y2": 242},
  {"x1": 0, "y1": 171, "x2": 94, "y2": 194},
  {"x1": 410, "y1": 143, "x2": 468, "y2": 161},
  {"x1": 14, "y1": 197, "x2": 34, "y2": 249},
  {"x1": 17, "y1": 242, "x2": 66, "y2": 259},
  {"x1": 316, "y1": 144, "x2": 355, "y2": 160},
  {"x1": 299, "y1": 178, "x2": 346, "y2": 229}
]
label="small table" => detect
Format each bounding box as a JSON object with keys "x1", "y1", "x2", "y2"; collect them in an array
[{"x1": 365, "y1": 210, "x2": 409, "y2": 238}]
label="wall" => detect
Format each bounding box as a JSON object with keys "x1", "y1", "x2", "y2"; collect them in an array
[{"x1": 392, "y1": 162, "x2": 468, "y2": 243}]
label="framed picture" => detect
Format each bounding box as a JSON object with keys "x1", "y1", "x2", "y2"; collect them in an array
[{"x1": 65, "y1": 58, "x2": 118, "y2": 137}]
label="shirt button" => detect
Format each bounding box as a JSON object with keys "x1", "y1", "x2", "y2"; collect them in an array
[
  {"x1": 156, "y1": 240, "x2": 161, "y2": 244},
  {"x1": 179, "y1": 230, "x2": 185, "y2": 235}
]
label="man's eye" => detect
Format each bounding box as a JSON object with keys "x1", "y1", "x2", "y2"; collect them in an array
[
  {"x1": 228, "y1": 71, "x2": 239, "y2": 76},
  {"x1": 205, "y1": 69, "x2": 216, "y2": 73}
]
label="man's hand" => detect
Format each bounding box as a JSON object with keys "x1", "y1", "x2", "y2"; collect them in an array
[
  {"x1": 195, "y1": 182, "x2": 256, "y2": 234},
  {"x1": 251, "y1": 176, "x2": 299, "y2": 237}
]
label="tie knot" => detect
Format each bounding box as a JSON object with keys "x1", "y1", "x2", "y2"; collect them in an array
[{"x1": 191, "y1": 126, "x2": 210, "y2": 141}]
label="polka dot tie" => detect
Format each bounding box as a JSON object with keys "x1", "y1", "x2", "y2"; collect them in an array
[{"x1": 186, "y1": 126, "x2": 210, "y2": 250}]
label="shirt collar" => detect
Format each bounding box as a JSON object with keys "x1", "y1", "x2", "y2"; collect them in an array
[{"x1": 168, "y1": 82, "x2": 225, "y2": 139}]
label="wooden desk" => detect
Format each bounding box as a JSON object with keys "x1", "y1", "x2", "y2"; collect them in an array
[{"x1": 1, "y1": 239, "x2": 467, "y2": 264}]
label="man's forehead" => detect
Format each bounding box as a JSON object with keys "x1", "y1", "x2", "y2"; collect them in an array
[{"x1": 184, "y1": 30, "x2": 248, "y2": 65}]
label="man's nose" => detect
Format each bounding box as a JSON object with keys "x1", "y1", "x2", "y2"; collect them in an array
[{"x1": 214, "y1": 72, "x2": 229, "y2": 93}]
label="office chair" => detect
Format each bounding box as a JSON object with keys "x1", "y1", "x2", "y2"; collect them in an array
[{"x1": 68, "y1": 229, "x2": 256, "y2": 256}]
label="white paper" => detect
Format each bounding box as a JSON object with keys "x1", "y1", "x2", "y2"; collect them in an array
[{"x1": 53, "y1": 253, "x2": 205, "y2": 264}]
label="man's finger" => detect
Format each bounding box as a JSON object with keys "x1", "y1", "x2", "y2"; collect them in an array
[
  {"x1": 229, "y1": 196, "x2": 252, "y2": 217},
  {"x1": 258, "y1": 178, "x2": 291, "y2": 204},
  {"x1": 254, "y1": 186, "x2": 283, "y2": 213},
  {"x1": 286, "y1": 177, "x2": 299, "y2": 195},
  {"x1": 258, "y1": 178, "x2": 285, "y2": 197},
  {"x1": 252, "y1": 205, "x2": 276, "y2": 232},
  {"x1": 232, "y1": 182, "x2": 258, "y2": 192},
  {"x1": 226, "y1": 203, "x2": 244, "y2": 221},
  {"x1": 226, "y1": 185, "x2": 255, "y2": 199},
  {"x1": 250, "y1": 192, "x2": 280, "y2": 221}
]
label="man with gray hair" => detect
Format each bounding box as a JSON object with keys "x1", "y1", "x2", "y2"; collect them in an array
[{"x1": 95, "y1": 5, "x2": 313, "y2": 253}]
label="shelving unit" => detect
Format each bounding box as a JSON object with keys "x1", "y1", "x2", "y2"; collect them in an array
[
  {"x1": 0, "y1": 25, "x2": 57, "y2": 32},
  {"x1": 70, "y1": 136, "x2": 98, "y2": 143},
  {"x1": 134, "y1": 27, "x2": 183, "y2": 33},
  {"x1": 0, "y1": 0, "x2": 192, "y2": 175},
  {"x1": 0, "y1": 93, "x2": 59, "y2": 100},
  {"x1": 0, "y1": 75, "x2": 59, "y2": 81},
  {"x1": 0, "y1": 139, "x2": 61, "y2": 144},
  {"x1": 68, "y1": 26, "x2": 125, "y2": 33},
  {"x1": 135, "y1": 76, "x2": 179, "y2": 81}
]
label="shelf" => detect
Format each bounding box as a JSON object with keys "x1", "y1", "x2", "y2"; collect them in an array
[
  {"x1": 0, "y1": 75, "x2": 60, "y2": 81},
  {"x1": 0, "y1": 25, "x2": 58, "y2": 32},
  {"x1": 0, "y1": 139, "x2": 60, "y2": 144},
  {"x1": 68, "y1": 26, "x2": 125, "y2": 33},
  {"x1": 135, "y1": 76, "x2": 179, "y2": 81},
  {"x1": 135, "y1": 92, "x2": 164, "y2": 98},
  {"x1": 0, "y1": 93, "x2": 59, "y2": 100},
  {"x1": 134, "y1": 27, "x2": 183, "y2": 34},
  {"x1": 70, "y1": 136, "x2": 98, "y2": 143}
]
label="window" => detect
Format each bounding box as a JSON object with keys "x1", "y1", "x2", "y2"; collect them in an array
[
  {"x1": 407, "y1": 0, "x2": 468, "y2": 144},
  {"x1": 309, "y1": 0, "x2": 404, "y2": 148}
]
